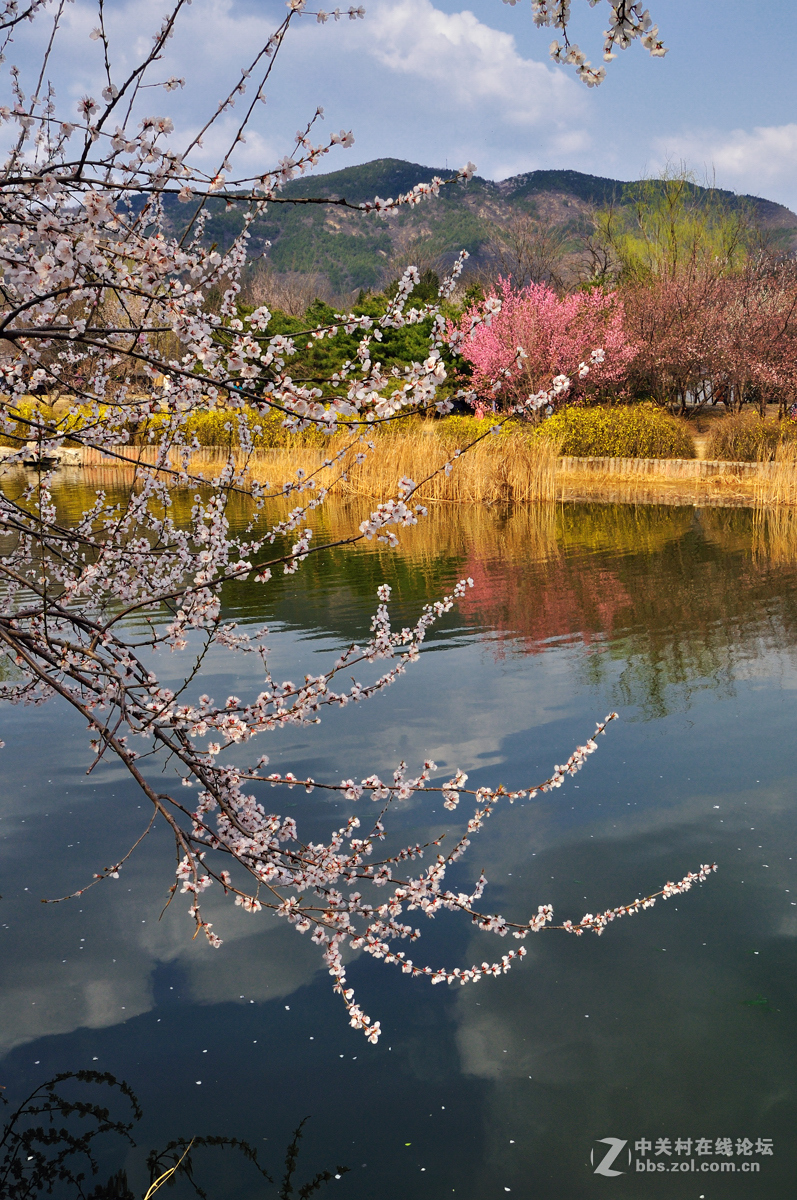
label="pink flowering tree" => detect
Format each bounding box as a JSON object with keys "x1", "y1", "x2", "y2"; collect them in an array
[
  {"x1": 452, "y1": 278, "x2": 637, "y2": 416},
  {"x1": 0, "y1": 0, "x2": 712, "y2": 1044}
]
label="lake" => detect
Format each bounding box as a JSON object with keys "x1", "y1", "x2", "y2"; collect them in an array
[{"x1": 1, "y1": 494, "x2": 796, "y2": 1198}]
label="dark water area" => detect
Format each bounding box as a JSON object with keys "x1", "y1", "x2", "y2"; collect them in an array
[{"x1": 2, "y1": 495, "x2": 797, "y2": 1198}]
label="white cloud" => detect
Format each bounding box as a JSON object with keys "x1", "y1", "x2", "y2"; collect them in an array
[
  {"x1": 0, "y1": 857, "x2": 324, "y2": 1056},
  {"x1": 0, "y1": 603, "x2": 582, "y2": 1058},
  {"x1": 8, "y1": 0, "x2": 588, "y2": 182},
  {"x1": 652, "y1": 123, "x2": 797, "y2": 208},
  {"x1": 303, "y1": 0, "x2": 590, "y2": 178},
  {"x1": 364, "y1": 0, "x2": 578, "y2": 127}
]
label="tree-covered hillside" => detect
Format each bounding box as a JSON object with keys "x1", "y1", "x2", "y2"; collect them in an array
[{"x1": 154, "y1": 159, "x2": 797, "y2": 296}]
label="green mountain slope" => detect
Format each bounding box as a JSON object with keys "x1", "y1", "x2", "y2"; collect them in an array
[{"x1": 158, "y1": 159, "x2": 797, "y2": 295}]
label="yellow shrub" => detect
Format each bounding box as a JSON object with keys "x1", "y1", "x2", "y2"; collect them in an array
[
  {"x1": 532, "y1": 403, "x2": 695, "y2": 459},
  {"x1": 705, "y1": 412, "x2": 797, "y2": 462}
]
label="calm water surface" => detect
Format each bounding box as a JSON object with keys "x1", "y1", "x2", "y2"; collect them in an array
[{"x1": 2, "y1": 496, "x2": 797, "y2": 1198}]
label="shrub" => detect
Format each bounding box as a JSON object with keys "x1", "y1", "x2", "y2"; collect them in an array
[
  {"x1": 0, "y1": 399, "x2": 37, "y2": 446},
  {"x1": 0, "y1": 402, "x2": 335, "y2": 450},
  {"x1": 451, "y1": 278, "x2": 637, "y2": 410},
  {"x1": 134, "y1": 406, "x2": 336, "y2": 449},
  {"x1": 428, "y1": 414, "x2": 512, "y2": 444},
  {"x1": 704, "y1": 412, "x2": 797, "y2": 462},
  {"x1": 0, "y1": 398, "x2": 99, "y2": 447},
  {"x1": 533, "y1": 403, "x2": 695, "y2": 459}
]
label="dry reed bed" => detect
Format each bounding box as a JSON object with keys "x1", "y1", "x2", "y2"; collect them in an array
[
  {"x1": 80, "y1": 427, "x2": 561, "y2": 504},
  {"x1": 75, "y1": 430, "x2": 797, "y2": 509},
  {"x1": 52, "y1": 455, "x2": 797, "y2": 565},
  {"x1": 752, "y1": 444, "x2": 797, "y2": 507}
]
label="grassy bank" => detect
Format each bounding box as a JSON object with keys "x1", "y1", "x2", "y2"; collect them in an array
[
  {"x1": 80, "y1": 438, "x2": 797, "y2": 509},
  {"x1": 15, "y1": 397, "x2": 797, "y2": 508},
  {"x1": 3, "y1": 399, "x2": 693, "y2": 457},
  {"x1": 82, "y1": 424, "x2": 561, "y2": 504},
  {"x1": 705, "y1": 411, "x2": 797, "y2": 461}
]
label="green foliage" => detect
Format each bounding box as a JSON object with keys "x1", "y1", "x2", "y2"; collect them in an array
[
  {"x1": 416, "y1": 207, "x2": 487, "y2": 258},
  {"x1": 4, "y1": 276, "x2": 472, "y2": 445},
  {"x1": 267, "y1": 208, "x2": 393, "y2": 291},
  {"x1": 254, "y1": 292, "x2": 464, "y2": 401},
  {"x1": 156, "y1": 161, "x2": 496, "y2": 293},
  {"x1": 595, "y1": 167, "x2": 754, "y2": 284},
  {"x1": 506, "y1": 168, "x2": 623, "y2": 207},
  {"x1": 281, "y1": 157, "x2": 457, "y2": 204},
  {"x1": 536, "y1": 403, "x2": 695, "y2": 459},
  {"x1": 705, "y1": 412, "x2": 797, "y2": 461},
  {"x1": 384, "y1": 269, "x2": 440, "y2": 303},
  {"x1": 461, "y1": 281, "x2": 485, "y2": 307}
]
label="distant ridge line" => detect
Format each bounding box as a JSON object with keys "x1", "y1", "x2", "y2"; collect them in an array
[{"x1": 282, "y1": 156, "x2": 797, "y2": 223}]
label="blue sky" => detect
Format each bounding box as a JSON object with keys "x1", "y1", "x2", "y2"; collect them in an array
[
  {"x1": 273, "y1": 0, "x2": 797, "y2": 204},
  {"x1": 16, "y1": 0, "x2": 797, "y2": 208}
]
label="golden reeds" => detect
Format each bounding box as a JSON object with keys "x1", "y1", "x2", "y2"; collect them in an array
[
  {"x1": 750, "y1": 444, "x2": 797, "y2": 561},
  {"x1": 753, "y1": 441, "x2": 797, "y2": 508},
  {"x1": 81, "y1": 423, "x2": 561, "y2": 505},
  {"x1": 50, "y1": 452, "x2": 797, "y2": 569},
  {"x1": 752, "y1": 505, "x2": 797, "y2": 564},
  {"x1": 74, "y1": 423, "x2": 797, "y2": 511}
]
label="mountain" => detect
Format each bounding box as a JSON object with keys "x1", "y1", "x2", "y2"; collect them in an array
[{"x1": 162, "y1": 159, "x2": 797, "y2": 296}]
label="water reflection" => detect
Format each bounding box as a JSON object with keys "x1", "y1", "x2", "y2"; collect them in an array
[
  {"x1": 0, "y1": 1069, "x2": 140, "y2": 1200},
  {"x1": 2, "y1": 496, "x2": 797, "y2": 1197},
  {"x1": 0, "y1": 1067, "x2": 346, "y2": 1200}
]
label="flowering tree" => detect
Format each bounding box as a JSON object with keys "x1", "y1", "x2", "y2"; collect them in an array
[
  {"x1": 452, "y1": 278, "x2": 636, "y2": 414},
  {"x1": 622, "y1": 267, "x2": 730, "y2": 410},
  {"x1": 0, "y1": 0, "x2": 714, "y2": 1044},
  {"x1": 587, "y1": 168, "x2": 797, "y2": 414},
  {"x1": 623, "y1": 258, "x2": 797, "y2": 415},
  {"x1": 719, "y1": 263, "x2": 797, "y2": 416}
]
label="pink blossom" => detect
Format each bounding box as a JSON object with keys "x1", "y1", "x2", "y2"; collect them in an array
[{"x1": 452, "y1": 278, "x2": 636, "y2": 413}]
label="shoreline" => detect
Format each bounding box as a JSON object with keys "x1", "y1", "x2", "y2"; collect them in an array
[
  {"x1": 557, "y1": 456, "x2": 775, "y2": 508},
  {"x1": 10, "y1": 447, "x2": 789, "y2": 509}
]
